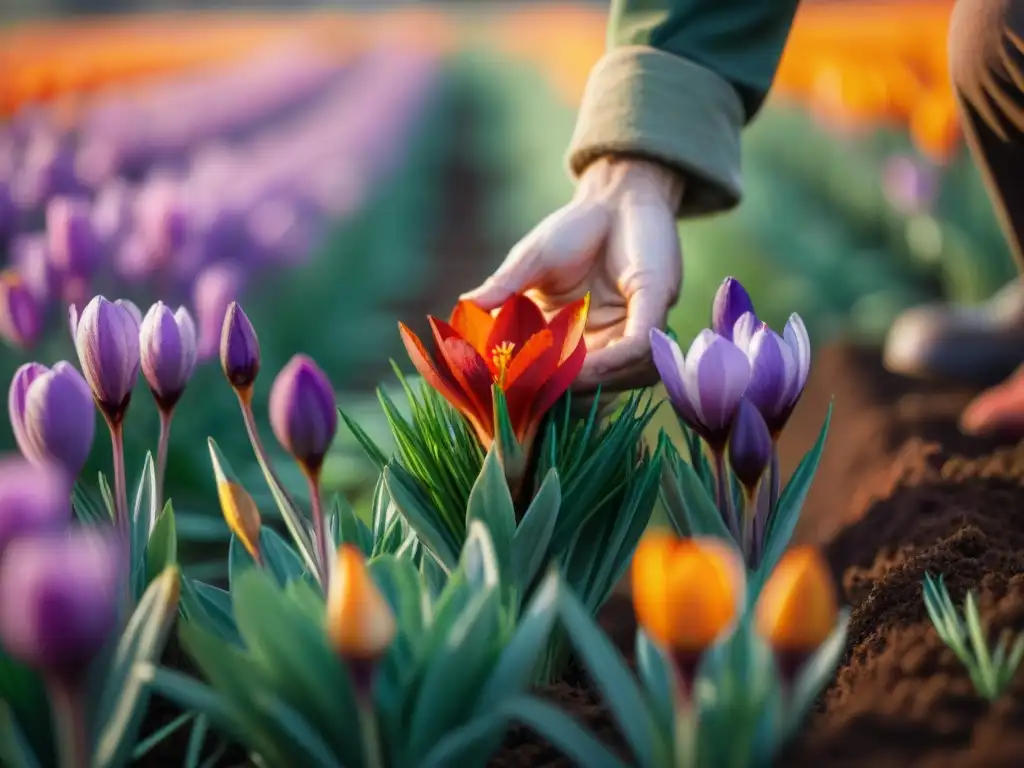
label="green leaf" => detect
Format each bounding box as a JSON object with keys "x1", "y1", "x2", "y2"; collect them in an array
[
  {"x1": 418, "y1": 711, "x2": 509, "y2": 768},
  {"x1": 635, "y1": 630, "x2": 674, "y2": 738},
  {"x1": 511, "y1": 469, "x2": 561, "y2": 594},
  {"x1": 498, "y1": 696, "x2": 629, "y2": 768},
  {"x1": 384, "y1": 462, "x2": 458, "y2": 570},
  {"x1": 180, "y1": 579, "x2": 239, "y2": 644},
  {"x1": 131, "y1": 712, "x2": 194, "y2": 761},
  {"x1": 338, "y1": 406, "x2": 390, "y2": 471},
  {"x1": 130, "y1": 454, "x2": 159, "y2": 574},
  {"x1": 146, "y1": 501, "x2": 177, "y2": 585},
  {"x1": 475, "y1": 570, "x2": 559, "y2": 711},
  {"x1": 466, "y1": 447, "x2": 516, "y2": 579},
  {"x1": 404, "y1": 588, "x2": 502, "y2": 760},
  {"x1": 0, "y1": 700, "x2": 41, "y2": 768},
  {"x1": 758, "y1": 401, "x2": 832, "y2": 584},
  {"x1": 232, "y1": 568, "x2": 363, "y2": 766},
  {"x1": 93, "y1": 566, "x2": 182, "y2": 768},
  {"x1": 98, "y1": 472, "x2": 115, "y2": 521},
  {"x1": 459, "y1": 520, "x2": 501, "y2": 591},
  {"x1": 330, "y1": 494, "x2": 372, "y2": 556},
  {"x1": 136, "y1": 664, "x2": 246, "y2": 747},
  {"x1": 660, "y1": 447, "x2": 731, "y2": 541},
  {"x1": 492, "y1": 386, "x2": 525, "y2": 485},
  {"x1": 557, "y1": 582, "x2": 658, "y2": 766},
  {"x1": 785, "y1": 609, "x2": 850, "y2": 738},
  {"x1": 367, "y1": 556, "x2": 427, "y2": 640},
  {"x1": 71, "y1": 481, "x2": 108, "y2": 525},
  {"x1": 210, "y1": 437, "x2": 319, "y2": 577},
  {"x1": 261, "y1": 528, "x2": 308, "y2": 587}
]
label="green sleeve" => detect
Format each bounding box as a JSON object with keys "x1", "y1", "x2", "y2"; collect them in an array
[{"x1": 567, "y1": 0, "x2": 802, "y2": 216}]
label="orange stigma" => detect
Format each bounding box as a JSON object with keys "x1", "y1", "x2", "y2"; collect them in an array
[{"x1": 491, "y1": 341, "x2": 515, "y2": 387}]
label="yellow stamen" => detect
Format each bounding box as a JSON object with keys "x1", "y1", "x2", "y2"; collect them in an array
[{"x1": 491, "y1": 341, "x2": 515, "y2": 387}]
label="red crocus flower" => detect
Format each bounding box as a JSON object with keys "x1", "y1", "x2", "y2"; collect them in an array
[{"x1": 399, "y1": 293, "x2": 589, "y2": 453}]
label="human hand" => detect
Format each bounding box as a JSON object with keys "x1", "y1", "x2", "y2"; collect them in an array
[{"x1": 462, "y1": 155, "x2": 685, "y2": 392}]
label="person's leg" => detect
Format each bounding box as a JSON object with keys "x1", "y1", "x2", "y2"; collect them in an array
[{"x1": 884, "y1": 0, "x2": 1024, "y2": 395}]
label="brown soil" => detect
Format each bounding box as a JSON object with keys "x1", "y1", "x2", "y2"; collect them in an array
[{"x1": 492, "y1": 342, "x2": 1024, "y2": 767}]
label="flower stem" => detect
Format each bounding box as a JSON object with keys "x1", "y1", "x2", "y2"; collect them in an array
[
  {"x1": 107, "y1": 419, "x2": 132, "y2": 588},
  {"x1": 768, "y1": 447, "x2": 781, "y2": 524},
  {"x1": 154, "y1": 408, "x2": 174, "y2": 516},
  {"x1": 48, "y1": 678, "x2": 90, "y2": 768},
  {"x1": 740, "y1": 488, "x2": 758, "y2": 564},
  {"x1": 237, "y1": 394, "x2": 297, "y2": 510},
  {"x1": 306, "y1": 471, "x2": 331, "y2": 593},
  {"x1": 713, "y1": 450, "x2": 740, "y2": 543},
  {"x1": 671, "y1": 667, "x2": 697, "y2": 768},
  {"x1": 357, "y1": 693, "x2": 385, "y2": 768}
]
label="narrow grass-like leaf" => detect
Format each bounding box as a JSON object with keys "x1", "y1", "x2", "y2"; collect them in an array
[
  {"x1": 511, "y1": 469, "x2": 561, "y2": 593},
  {"x1": 146, "y1": 501, "x2": 177, "y2": 585},
  {"x1": 466, "y1": 448, "x2": 516, "y2": 577}
]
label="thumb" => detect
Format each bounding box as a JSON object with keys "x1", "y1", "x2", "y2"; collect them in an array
[{"x1": 462, "y1": 203, "x2": 610, "y2": 310}]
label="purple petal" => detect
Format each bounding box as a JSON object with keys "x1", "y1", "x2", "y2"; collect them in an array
[
  {"x1": 745, "y1": 329, "x2": 797, "y2": 430},
  {"x1": 684, "y1": 331, "x2": 750, "y2": 434},
  {"x1": 649, "y1": 329, "x2": 699, "y2": 425},
  {"x1": 783, "y1": 313, "x2": 811, "y2": 405},
  {"x1": 0, "y1": 457, "x2": 71, "y2": 557},
  {"x1": 23, "y1": 362, "x2": 96, "y2": 478},
  {"x1": 712, "y1": 277, "x2": 756, "y2": 340},
  {"x1": 269, "y1": 355, "x2": 338, "y2": 472},
  {"x1": 9, "y1": 362, "x2": 49, "y2": 462}
]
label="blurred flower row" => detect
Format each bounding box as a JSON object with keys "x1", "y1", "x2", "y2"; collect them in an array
[{"x1": 1, "y1": 43, "x2": 443, "y2": 357}]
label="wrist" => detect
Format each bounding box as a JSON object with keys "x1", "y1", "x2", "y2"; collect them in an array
[{"x1": 578, "y1": 155, "x2": 686, "y2": 211}]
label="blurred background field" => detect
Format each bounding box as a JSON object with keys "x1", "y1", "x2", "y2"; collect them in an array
[{"x1": 0, "y1": 1, "x2": 1010, "y2": 576}]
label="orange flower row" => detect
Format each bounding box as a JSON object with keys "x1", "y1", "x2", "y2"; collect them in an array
[
  {"x1": 632, "y1": 532, "x2": 838, "y2": 673},
  {"x1": 0, "y1": 10, "x2": 457, "y2": 118}
]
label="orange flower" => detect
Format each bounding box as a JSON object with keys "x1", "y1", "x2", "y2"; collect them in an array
[
  {"x1": 326, "y1": 545, "x2": 396, "y2": 660},
  {"x1": 631, "y1": 532, "x2": 745, "y2": 654},
  {"x1": 755, "y1": 546, "x2": 838, "y2": 653},
  {"x1": 399, "y1": 294, "x2": 589, "y2": 452}
]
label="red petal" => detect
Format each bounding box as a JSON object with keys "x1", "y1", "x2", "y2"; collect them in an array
[
  {"x1": 548, "y1": 294, "x2": 590, "y2": 366},
  {"x1": 531, "y1": 336, "x2": 587, "y2": 418},
  {"x1": 399, "y1": 323, "x2": 475, "y2": 415},
  {"x1": 486, "y1": 294, "x2": 548, "y2": 354},
  {"x1": 450, "y1": 300, "x2": 495, "y2": 357},
  {"x1": 504, "y1": 330, "x2": 557, "y2": 436},
  {"x1": 436, "y1": 336, "x2": 496, "y2": 438}
]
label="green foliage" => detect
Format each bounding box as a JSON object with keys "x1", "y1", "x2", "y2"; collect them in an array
[
  {"x1": 343, "y1": 375, "x2": 660, "y2": 624},
  {"x1": 923, "y1": 573, "x2": 1024, "y2": 701},
  {"x1": 145, "y1": 525, "x2": 562, "y2": 767},
  {"x1": 513, "y1": 578, "x2": 850, "y2": 768}
]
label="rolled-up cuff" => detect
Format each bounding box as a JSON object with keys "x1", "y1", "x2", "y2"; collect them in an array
[{"x1": 567, "y1": 46, "x2": 745, "y2": 218}]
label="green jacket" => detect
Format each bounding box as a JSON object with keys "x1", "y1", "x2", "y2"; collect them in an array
[{"x1": 568, "y1": 0, "x2": 801, "y2": 216}]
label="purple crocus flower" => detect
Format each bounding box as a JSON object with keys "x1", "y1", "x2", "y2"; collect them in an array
[
  {"x1": 9, "y1": 361, "x2": 96, "y2": 478},
  {"x1": 0, "y1": 456, "x2": 71, "y2": 559},
  {"x1": 139, "y1": 302, "x2": 197, "y2": 412},
  {"x1": 0, "y1": 527, "x2": 122, "y2": 680},
  {"x1": 46, "y1": 197, "x2": 102, "y2": 280},
  {"x1": 650, "y1": 328, "x2": 751, "y2": 450},
  {"x1": 192, "y1": 262, "x2": 245, "y2": 362},
  {"x1": 10, "y1": 234, "x2": 56, "y2": 303},
  {"x1": 269, "y1": 354, "x2": 338, "y2": 476},
  {"x1": 0, "y1": 270, "x2": 43, "y2": 349},
  {"x1": 732, "y1": 311, "x2": 812, "y2": 436},
  {"x1": 728, "y1": 398, "x2": 773, "y2": 492},
  {"x1": 220, "y1": 301, "x2": 260, "y2": 393},
  {"x1": 71, "y1": 296, "x2": 141, "y2": 422},
  {"x1": 711, "y1": 277, "x2": 756, "y2": 342}
]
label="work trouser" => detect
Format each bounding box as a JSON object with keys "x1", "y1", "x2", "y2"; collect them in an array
[{"x1": 949, "y1": 0, "x2": 1024, "y2": 270}]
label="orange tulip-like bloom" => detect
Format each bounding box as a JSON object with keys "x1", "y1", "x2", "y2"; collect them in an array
[
  {"x1": 326, "y1": 545, "x2": 396, "y2": 661},
  {"x1": 755, "y1": 546, "x2": 838, "y2": 654},
  {"x1": 399, "y1": 294, "x2": 589, "y2": 451},
  {"x1": 632, "y1": 532, "x2": 746, "y2": 654},
  {"x1": 216, "y1": 480, "x2": 263, "y2": 565}
]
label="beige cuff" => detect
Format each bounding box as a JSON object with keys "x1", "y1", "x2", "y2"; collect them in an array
[{"x1": 567, "y1": 46, "x2": 745, "y2": 218}]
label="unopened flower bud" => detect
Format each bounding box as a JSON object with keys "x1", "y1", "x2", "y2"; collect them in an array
[
  {"x1": 326, "y1": 545, "x2": 396, "y2": 663},
  {"x1": 0, "y1": 269, "x2": 42, "y2": 349},
  {"x1": 728, "y1": 398, "x2": 773, "y2": 492},
  {"x1": 9, "y1": 361, "x2": 95, "y2": 477},
  {"x1": 219, "y1": 301, "x2": 260, "y2": 395},
  {"x1": 217, "y1": 481, "x2": 262, "y2": 565},
  {"x1": 0, "y1": 527, "x2": 122, "y2": 681},
  {"x1": 140, "y1": 301, "x2": 197, "y2": 411},
  {"x1": 72, "y1": 295, "x2": 141, "y2": 423},
  {"x1": 0, "y1": 457, "x2": 72, "y2": 559},
  {"x1": 632, "y1": 532, "x2": 745, "y2": 684},
  {"x1": 712, "y1": 277, "x2": 756, "y2": 342},
  {"x1": 269, "y1": 354, "x2": 337, "y2": 477},
  {"x1": 46, "y1": 196, "x2": 101, "y2": 280},
  {"x1": 755, "y1": 546, "x2": 838, "y2": 680}
]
